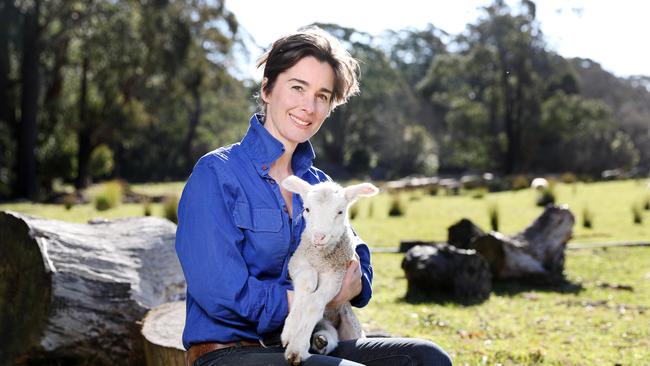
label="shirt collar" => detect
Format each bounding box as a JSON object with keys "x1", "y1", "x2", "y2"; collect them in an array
[{"x1": 240, "y1": 114, "x2": 316, "y2": 177}]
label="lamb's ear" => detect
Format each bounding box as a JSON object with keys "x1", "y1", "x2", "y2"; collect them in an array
[
  {"x1": 281, "y1": 175, "x2": 312, "y2": 196},
  {"x1": 344, "y1": 182, "x2": 379, "y2": 201}
]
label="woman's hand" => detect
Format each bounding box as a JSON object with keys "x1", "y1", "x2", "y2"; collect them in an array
[{"x1": 327, "y1": 253, "x2": 362, "y2": 309}]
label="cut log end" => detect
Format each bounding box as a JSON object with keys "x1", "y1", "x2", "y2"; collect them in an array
[
  {"x1": 0, "y1": 212, "x2": 52, "y2": 363},
  {"x1": 141, "y1": 301, "x2": 186, "y2": 366}
]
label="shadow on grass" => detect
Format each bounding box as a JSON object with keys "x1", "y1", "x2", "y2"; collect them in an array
[
  {"x1": 400, "y1": 293, "x2": 488, "y2": 307},
  {"x1": 398, "y1": 277, "x2": 584, "y2": 306},
  {"x1": 492, "y1": 277, "x2": 584, "y2": 297}
]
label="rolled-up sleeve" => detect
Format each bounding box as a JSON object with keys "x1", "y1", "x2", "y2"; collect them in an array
[{"x1": 175, "y1": 158, "x2": 290, "y2": 334}]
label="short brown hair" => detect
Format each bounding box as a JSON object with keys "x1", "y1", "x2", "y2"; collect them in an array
[{"x1": 256, "y1": 26, "x2": 360, "y2": 111}]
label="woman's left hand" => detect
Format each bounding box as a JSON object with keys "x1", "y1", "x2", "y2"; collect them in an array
[{"x1": 327, "y1": 253, "x2": 362, "y2": 309}]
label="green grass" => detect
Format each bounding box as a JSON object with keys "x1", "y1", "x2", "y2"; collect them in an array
[
  {"x1": 1, "y1": 179, "x2": 649, "y2": 364},
  {"x1": 358, "y1": 248, "x2": 650, "y2": 365},
  {"x1": 350, "y1": 180, "x2": 650, "y2": 247},
  {"x1": 0, "y1": 181, "x2": 185, "y2": 223}
]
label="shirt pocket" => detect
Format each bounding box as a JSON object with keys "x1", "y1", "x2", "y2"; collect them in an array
[
  {"x1": 232, "y1": 202, "x2": 283, "y2": 232},
  {"x1": 232, "y1": 202, "x2": 287, "y2": 277}
]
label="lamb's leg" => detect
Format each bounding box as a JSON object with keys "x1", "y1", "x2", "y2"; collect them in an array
[
  {"x1": 282, "y1": 260, "x2": 318, "y2": 349},
  {"x1": 311, "y1": 319, "x2": 339, "y2": 355},
  {"x1": 288, "y1": 254, "x2": 318, "y2": 293},
  {"x1": 284, "y1": 272, "x2": 343, "y2": 365},
  {"x1": 337, "y1": 302, "x2": 365, "y2": 341}
]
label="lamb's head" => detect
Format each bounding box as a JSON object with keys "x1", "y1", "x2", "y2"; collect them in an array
[{"x1": 282, "y1": 176, "x2": 379, "y2": 250}]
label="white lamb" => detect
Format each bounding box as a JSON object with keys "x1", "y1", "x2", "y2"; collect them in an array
[{"x1": 280, "y1": 175, "x2": 379, "y2": 365}]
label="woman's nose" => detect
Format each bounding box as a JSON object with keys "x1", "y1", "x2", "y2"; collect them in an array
[{"x1": 301, "y1": 95, "x2": 316, "y2": 114}]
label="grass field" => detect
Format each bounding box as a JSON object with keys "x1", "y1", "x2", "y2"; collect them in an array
[
  {"x1": 1, "y1": 179, "x2": 649, "y2": 365},
  {"x1": 358, "y1": 248, "x2": 650, "y2": 365}
]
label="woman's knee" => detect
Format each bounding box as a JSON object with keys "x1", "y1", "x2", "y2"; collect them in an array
[{"x1": 408, "y1": 338, "x2": 453, "y2": 366}]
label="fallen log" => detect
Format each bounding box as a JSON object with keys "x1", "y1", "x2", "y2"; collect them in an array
[
  {"x1": 141, "y1": 301, "x2": 186, "y2": 366},
  {"x1": 0, "y1": 211, "x2": 186, "y2": 366},
  {"x1": 401, "y1": 244, "x2": 492, "y2": 301},
  {"x1": 470, "y1": 205, "x2": 574, "y2": 282},
  {"x1": 447, "y1": 218, "x2": 485, "y2": 249}
]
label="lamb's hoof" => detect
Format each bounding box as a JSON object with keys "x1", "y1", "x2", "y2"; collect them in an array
[
  {"x1": 313, "y1": 334, "x2": 328, "y2": 352},
  {"x1": 286, "y1": 352, "x2": 302, "y2": 366}
]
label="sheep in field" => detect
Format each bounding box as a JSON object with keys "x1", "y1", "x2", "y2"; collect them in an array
[{"x1": 280, "y1": 175, "x2": 379, "y2": 365}]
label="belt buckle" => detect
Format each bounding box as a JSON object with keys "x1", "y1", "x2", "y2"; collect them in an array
[
  {"x1": 258, "y1": 332, "x2": 281, "y2": 348},
  {"x1": 258, "y1": 338, "x2": 269, "y2": 348}
]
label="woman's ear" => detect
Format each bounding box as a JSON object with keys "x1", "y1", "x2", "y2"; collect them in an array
[{"x1": 260, "y1": 77, "x2": 270, "y2": 103}]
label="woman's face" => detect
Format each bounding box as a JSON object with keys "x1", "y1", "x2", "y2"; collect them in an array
[{"x1": 262, "y1": 56, "x2": 335, "y2": 149}]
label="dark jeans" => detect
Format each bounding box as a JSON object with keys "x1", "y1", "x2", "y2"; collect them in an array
[{"x1": 193, "y1": 337, "x2": 452, "y2": 366}]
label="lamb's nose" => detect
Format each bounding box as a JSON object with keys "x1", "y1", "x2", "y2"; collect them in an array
[{"x1": 313, "y1": 233, "x2": 326, "y2": 244}]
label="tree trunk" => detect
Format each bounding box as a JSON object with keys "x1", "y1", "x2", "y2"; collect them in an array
[
  {"x1": 75, "y1": 55, "x2": 91, "y2": 190},
  {"x1": 141, "y1": 301, "x2": 186, "y2": 366},
  {"x1": 0, "y1": 211, "x2": 186, "y2": 366},
  {"x1": 470, "y1": 205, "x2": 574, "y2": 283},
  {"x1": 401, "y1": 243, "x2": 492, "y2": 302},
  {"x1": 16, "y1": 0, "x2": 41, "y2": 199}
]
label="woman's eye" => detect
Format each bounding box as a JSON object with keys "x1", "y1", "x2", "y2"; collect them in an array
[
  {"x1": 318, "y1": 94, "x2": 329, "y2": 102},
  {"x1": 292, "y1": 85, "x2": 303, "y2": 92}
]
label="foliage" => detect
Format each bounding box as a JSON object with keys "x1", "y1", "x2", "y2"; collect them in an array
[
  {"x1": 388, "y1": 194, "x2": 406, "y2": 217},
  {"x1": 89, "y1": 144, "x2": 114, "y2": 179},
  {"x1": 348, "y1": 203, "x2": 359, "y2": 220},
  {"x1": 93, "y1": 180, "x2": 123, "y2": 211},
  {"x1": 632, "y1": 204, "x2": 643, "y2": 224},
  {"x1": 163, "y1": 194, "x2": 179, "y2": 224},
  {"x1": 536, "y1": 187, "x2": 556, "y2": 207},
  {"x1": 487, "y1": 202, "x2": 499, "y2": 231},
  {"x1": 2, "y1": 0, "x2": 650, "y2": 201},
  {"x1": 582, "y1": 206, "x2": 593, "y2": 229}
]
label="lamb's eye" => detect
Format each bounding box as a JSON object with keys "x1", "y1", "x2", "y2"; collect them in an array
[
  {"x1": 305, "y1": 208, "x2": 310, "y2": 213},
  {"x1": 337, "y1": 211, "x2": 343, "y2": 215}
]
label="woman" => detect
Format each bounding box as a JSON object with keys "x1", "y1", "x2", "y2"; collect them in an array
[{"x1": 175, "y1": 26, "x2": 452, "y2": 366}]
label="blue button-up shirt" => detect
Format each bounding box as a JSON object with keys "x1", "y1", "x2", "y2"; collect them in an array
[{"x1": 175, "y1": 114, "x2": 373, "y2": 349}]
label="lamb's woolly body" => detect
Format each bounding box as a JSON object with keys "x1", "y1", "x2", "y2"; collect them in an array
[{"x1": 280, "y1": 176, "x2": 378, "y2": 365}]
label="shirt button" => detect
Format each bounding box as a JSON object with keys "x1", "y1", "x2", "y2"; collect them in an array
[
  {"x1": 261, "y1": 165, "x2": 268, "y2": 170},
  {"x1": 269, "y1": 179, "x2": 276, "y2": 185}
]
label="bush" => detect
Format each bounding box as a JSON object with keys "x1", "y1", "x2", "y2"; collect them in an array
[
  {"x1": 63, "y1": 194, "x2": 76, "y2": 210},
  {"x1": 560, "y1": 172, "x2": 578, "y2": 183},
  {"x1": 632, "y1": 204, "x2": 643, "y2": 224},
  {"x1": 349, "y1": 204, "x2": 359, "y2": 220},
  {"x1": 89, "y1": 144, "x2": 115, "y2": 179},
  {"x1": 643, "y1": 195, "x2": 650, "y2": 211},
  {"x1": 488, "y1": 202, "x2": 499, "y2": 231},
  {"x1": 536, "y1": 186, "x2": 556, "y2": 207},
  {"x1": 472, "y1": 188, "x2": 487, "y2": 199},
  {"x1": 427, "y1": 185, "x2": 439, "y2": 196},
  {"x1": 163, "y1": 194, "x2": 179, "y2": 224},
  {"x1": 143, "y1": 200, "x2": 153, "y2": 216},
  {"x1": 511, "y1": 175, "x2": 529, "y2": 190},
  {"x1": 94, "y1": 180, "x2": 123, "y2": 211},
  {"x1": 388, "y1": 194, "x2": 405, "y2": 217},
  {"x1": 582, "y1": 206, "x2": 593, "y2": 229}
]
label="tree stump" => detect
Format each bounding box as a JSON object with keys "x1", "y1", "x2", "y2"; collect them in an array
[
  {"x1": 0, "y1": 211, "x2": 186, "y2": 366},
  {"x1": 470, "y1": 205, "x2": 574, "y2": 282},
  {"x1": 401, "y1": 244, "x2": 492, "y2": 301},
  {"x1": 141, "y1": 301, "x2": 186, "y2": 366}
]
